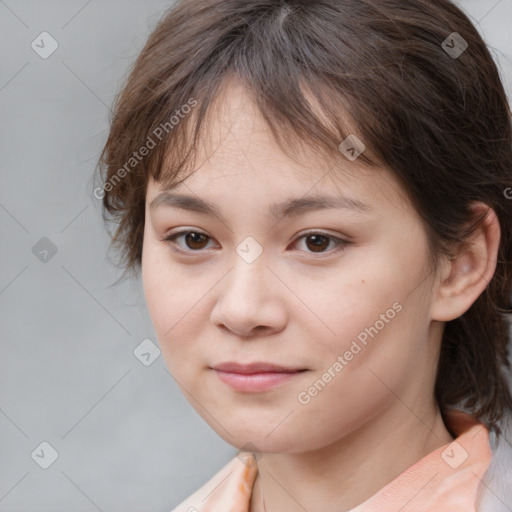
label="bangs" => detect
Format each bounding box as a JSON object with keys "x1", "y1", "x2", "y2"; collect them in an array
[{"x1": 152, "y1": 76, "x2": 381, "y2": 196}]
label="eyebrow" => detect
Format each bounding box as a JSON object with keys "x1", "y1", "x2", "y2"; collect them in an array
[{"x1": 149, "y1": 191, "x2": 373, "y2": 223}]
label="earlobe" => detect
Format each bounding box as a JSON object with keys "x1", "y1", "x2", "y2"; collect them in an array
[{"x1": 430, "y1": 203, "x2": 501, "y2": 322}]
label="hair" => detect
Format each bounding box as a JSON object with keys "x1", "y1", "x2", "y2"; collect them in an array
[{"x1": 94, "y1": 0, "x2": 512, "y2": 438}]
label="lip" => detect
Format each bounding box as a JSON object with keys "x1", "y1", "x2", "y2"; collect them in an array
[
  {"x1": 213, "y1": 361, "x2": 304, "y2": 374},
  {"x1": 211, "y1": 361, "x2": 307, "y2": 392}
]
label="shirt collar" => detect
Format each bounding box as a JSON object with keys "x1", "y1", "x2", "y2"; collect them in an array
[
  {"x1": 204, "y1": 408, "x2": 492, "y2": 511},
  {"x1": 348, "y1": 408, "x2": 492, "y2": 511}
]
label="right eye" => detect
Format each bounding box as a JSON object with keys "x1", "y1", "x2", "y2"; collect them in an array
[{"x1": 160, "y1": 230, "x2": 217, "y2": 254}]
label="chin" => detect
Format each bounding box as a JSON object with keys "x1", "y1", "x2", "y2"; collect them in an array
[{"x1": 213, "y1": 425, "x2": 306, "y2": 454}]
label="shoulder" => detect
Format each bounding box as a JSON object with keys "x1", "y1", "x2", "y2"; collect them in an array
[
  {"x1": 169, "y1": 452, "x2": 257, "y2": 512},
  {"x1": 478, "y1": 411, "x2": 512, "y2": 512}
]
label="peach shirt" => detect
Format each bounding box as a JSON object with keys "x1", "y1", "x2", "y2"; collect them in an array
[{"x1": 173, "y1": 408, "x2": 492, "y2": 512}]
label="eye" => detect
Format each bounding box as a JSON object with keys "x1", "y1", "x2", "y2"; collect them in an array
[
  {"x1": 291, "y1": 231, "x2": 349, "y2": 255},
  {"x1": 161, "y1": 230, "x2": 215, "y2": 253},
  {"x1": 160, "y1": 229, "x2": 349, "y2": 256}
]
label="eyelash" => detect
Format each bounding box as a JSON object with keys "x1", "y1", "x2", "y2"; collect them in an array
[{"x1": 160, "y1": 229, "x2": 350, "y2": 257}]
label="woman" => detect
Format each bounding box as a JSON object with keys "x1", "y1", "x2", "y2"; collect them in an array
[{"x1": 95, "y1": 0, "x2": 512, "y2": 510}]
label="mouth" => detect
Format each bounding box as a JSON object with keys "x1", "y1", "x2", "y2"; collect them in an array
[{"x1": 211, "y1": 361, "x2": 308, "y2": 392}]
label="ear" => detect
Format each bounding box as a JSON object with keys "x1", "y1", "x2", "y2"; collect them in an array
[{"x1": 430, "y1": 202, "x2": 501, "y2": 322}]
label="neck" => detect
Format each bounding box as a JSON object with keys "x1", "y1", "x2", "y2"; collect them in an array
[{"x1": 250, "y1": 402, "x2": 454, "y2": 512}]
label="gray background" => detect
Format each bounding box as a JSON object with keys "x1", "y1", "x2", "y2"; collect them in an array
[{"x1": 1, "y1": 1, "x2": 511, "y2": 511}]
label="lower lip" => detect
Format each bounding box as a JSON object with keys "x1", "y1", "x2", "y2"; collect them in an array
[{"x1": 214, "y1": 370, "x2": 305, "y2": 392}]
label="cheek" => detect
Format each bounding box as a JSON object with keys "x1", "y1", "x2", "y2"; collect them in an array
[
  {"x1": 298, "y1": 244, "x2": 429, "y2": 388},
  {"x1": 142, "y1": 240, "x2": 168, "y2": 327},
  {"x1": 141, "y1": 240, "x2": 214, "y2": 370},
  {"x1": 297, "y1": 258, "x2": 404, "y2": 353},
  {"x1": 142, "y1": 238, "x2": 181, "y2": 344},
  {"x1": 142, "y1": 230, "x2": 189, "y2": 322},
  {"x1": 287, "y1": 305, "x2": 425, "y2": 452}
]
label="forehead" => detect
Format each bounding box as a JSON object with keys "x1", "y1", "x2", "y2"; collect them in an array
[{"x1": 147, "y1": 79, "x2": 411, "y2": 215}]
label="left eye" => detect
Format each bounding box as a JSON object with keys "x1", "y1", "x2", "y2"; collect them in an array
[
  {"x1": 293, "y1": 232, "x2": 348, "y2": 254},
  {"x1": 161, "y1": 230, "x2": 348, "y2": 255}
]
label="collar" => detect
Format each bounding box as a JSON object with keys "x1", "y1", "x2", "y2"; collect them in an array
[
  {"x1": 175, "y1": 408, "x2": 492, "y2": 511},
  {"x1": 348, "y1": 408, "x2": 492, "y2": 511}
]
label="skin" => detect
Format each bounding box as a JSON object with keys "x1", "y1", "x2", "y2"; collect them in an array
[{"x1": 141, "y1": 79, "x2": 500, "y2": 512}]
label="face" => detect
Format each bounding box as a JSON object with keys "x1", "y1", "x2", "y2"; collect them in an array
[{"x1": 142, "y1": 80, "x2": 442, "y2": 454}]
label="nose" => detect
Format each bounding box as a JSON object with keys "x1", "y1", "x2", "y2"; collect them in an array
[{"x1": 209, "y1": 255, "x2": 287, "y2": 338}]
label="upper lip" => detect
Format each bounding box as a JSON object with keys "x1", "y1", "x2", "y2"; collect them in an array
[{"x1": 212, "y1": 362, "x2": 305, "y2": 374}]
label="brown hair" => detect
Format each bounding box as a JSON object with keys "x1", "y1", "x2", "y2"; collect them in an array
[{"x1": 94, "y1": 0, "x2": 512, "y2": 437}]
